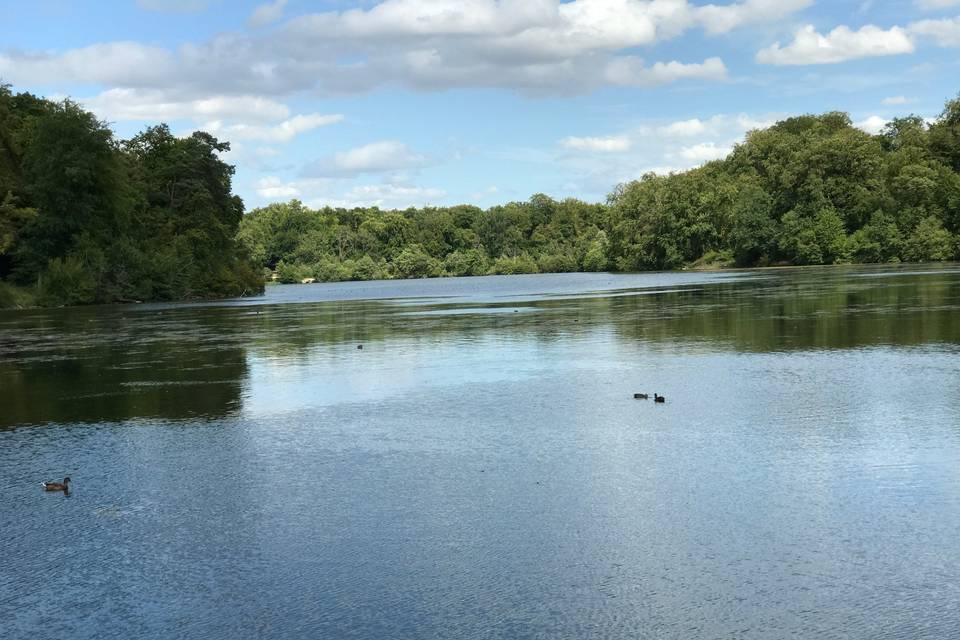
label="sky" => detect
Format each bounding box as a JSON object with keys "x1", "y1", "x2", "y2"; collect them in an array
[{"x1": 2, "y1": 0, "x2": 959, "y2": 211}]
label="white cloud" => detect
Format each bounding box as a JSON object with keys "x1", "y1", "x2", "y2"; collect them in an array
[
  {"x1": 326, "y1": 184, "x2": 447, "y2": 208},
  {"x1": 882, "y1": 95, "x2": 913, "y2": 105},
  {"x1": 559, "y1": 135, "x2": 632, "y2": 152},
  {"x1": 855, "y1": 115, "x2": 889, "y2": 134},
  {"x1": 137, "y1": 0, "x2": 216, "y2": 12},
  {"x1": 657, "y1": 118, "x2": 709, "y2": 137},
  {"x1": 303, "y1": 141, "x2": 429, "y2": 177},
  {"x1": 84, "y1": 89, "x2": 291, "y2": 122},
  {"x1": 697, "y1": 0, "x2": 814, "y2": 35},
  {"x1": 604, "y1": 56, "x2": 727, "y2": 86},
  {"x1": 909, "y1": 17, "x2": 960, "y2": 46},
  {"x1": 302, "y1": 183, "x2": 447, "y2": 209},
  {"x1": 0, "y1": 0, "x2": 808, "y2": 96},
  {"x1": 520, "y1": 111, "x2": 784, "y2": 203},
  {"x1": 255, "y1": 176, "x2": 301, "y2": 198},
  {"x1": 914, "y1": 0, "x2": 960, "y2": 9},
  {"x1": 204, "y1": 113, "x2": 344, "y2": 143},
  {"x1": 248, "y1": 0, "x2": 288, "y2": 29},
  {"x1": 676, "y1": 142, "x2": 730, "y2": 163},
  {"x1": 0, "y1": 42, "x2": 175, "y2": 87},
  {"x1": 756, "y1": 24, "x2": 915, "y2": 65}
]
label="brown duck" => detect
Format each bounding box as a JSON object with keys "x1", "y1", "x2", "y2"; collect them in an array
[{"x1": 41, "y1": 477, "x2": 71, "y2": 491}]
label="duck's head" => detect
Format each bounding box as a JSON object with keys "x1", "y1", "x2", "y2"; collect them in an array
[{"x1": 63, "y1": 477, "x2": 71, "y2": 484}]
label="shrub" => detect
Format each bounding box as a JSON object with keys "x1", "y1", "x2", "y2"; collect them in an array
[
  {"x1": 36, "y1": 256, "x2": 96, "y2": 306},
  {"x1": 488, "y1": 253, "x2": 539, "y2": 275},
  {"x1": 903, "y1": 216, "x2": 955, "y2": 262},
  {"x1": 443, "y1": 249, "x2": 489, "y2": 277},
  {"x1": 392, "y1": 245, "x2": 442, "y2": 279}
]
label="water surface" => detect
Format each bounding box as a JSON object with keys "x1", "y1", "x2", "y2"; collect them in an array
[{"x1": 2, "y1": 265, "x2": 960, "y2": 639}]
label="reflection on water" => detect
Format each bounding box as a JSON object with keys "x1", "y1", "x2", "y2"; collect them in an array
[
  {"x1": 0, "y1": 306, "x2": 248, "y2": 427},
  {"x1": 2, "y1": 264, "x2": 960, "y2": 639}
]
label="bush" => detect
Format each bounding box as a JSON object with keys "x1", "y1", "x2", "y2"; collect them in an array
[
  {"x1": 36, "y1": 256, "x2": 96, "y2": 306},
  {"x1": 351, "y1": 255, "x2": 387, "y2": 281},
  {"x1": 537, "y1": 252, "x2": 579, "y2": 273},
  {"x1": 582, "y1": 231, "x2": 611, "y2": 271},
  {"x1": 312, "y1": 258, "x2": 351, "y2": 282},
  {"x1": 903, "y1": 216, "x2": 955, "y2": 262},
  {"x1": 444, "y1": 249, "x2": 489, "y2": 277},
  {"x1": 275, "y1": 260, "x2": 306, "y2": 284},
  {"x1": 847, "y1": 212, "x2": 902, "y2": 263},
  {"x1": 392, "y1": 245, "x2": 442, "y2": 279},
  {"x1": 0, "y1": 280, "x2": 34, "y2": 308},
  {"x1": 488, "y1": 253, "x2": 539, "y2": 275}
]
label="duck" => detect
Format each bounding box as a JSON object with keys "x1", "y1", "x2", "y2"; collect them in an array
[
  {"x1": 41, "y1": 477, "x2": 71, "y2": 492},
  {"x1": 633, "y1": 393, "x2": 649, "y2": 400},
  {"x1": 654, "y1": 393, "x2": 666, "y2": 403}
]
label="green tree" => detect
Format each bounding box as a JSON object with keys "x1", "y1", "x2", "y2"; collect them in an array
[
  {"x1": 392, "y1": 244, "x2": 442, "y2": 279},
  {"x1": 903, "y1": 216, "x2": 955, "y2": 262}
]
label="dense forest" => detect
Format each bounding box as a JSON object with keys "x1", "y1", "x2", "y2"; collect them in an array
[
  {"x1": 0, "y1": 86, "x2": 262, "y2": 308},
  {"x1": 240, "y1": 94, "x2": 960, "y2": 284},
  {"x1": 3, "y1": 87, "x2": 959, "y2": 307}
]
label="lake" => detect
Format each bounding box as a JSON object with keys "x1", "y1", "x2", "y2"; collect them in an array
[{"x1": 2, "y1": 265, "x2": 960, "y2": 639}]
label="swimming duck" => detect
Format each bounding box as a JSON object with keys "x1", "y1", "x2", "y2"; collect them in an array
[
  {"x1": 634, "y1": 393, "x2": 649, "y2": 400},
  {"x1": 41, "y1": 477, "x2": 71, "y2": 491},
  {"x1": 654, "y1": 394, "x2": 666, "y2": 403}
]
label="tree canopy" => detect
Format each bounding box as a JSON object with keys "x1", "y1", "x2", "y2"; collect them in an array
[
  {"x1": 0, "y1": 86, "x2": 262, "y2": 307},
  {"x1": 4, "y1": 86, "x2": 960, "y2": 306},
  {"x1": 239, "y1": 93, "x2": 960, "y2": 283}
]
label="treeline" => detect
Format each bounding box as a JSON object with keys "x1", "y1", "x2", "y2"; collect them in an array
[
  {"x1": 0, "y1": 86, "x2": 262, "y2": 308},
  {"x1": 241, "y1": 94, "x2": 960, "y2": 283},
  {"x1": 237, "y1": 196, "x2": 610, "y2": 282}
]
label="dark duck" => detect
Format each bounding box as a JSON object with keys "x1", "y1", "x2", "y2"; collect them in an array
[{"x1": 41, "y1": 477, "x2": 71, "y2": 492}]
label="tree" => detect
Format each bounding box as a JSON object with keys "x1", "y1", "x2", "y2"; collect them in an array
[
  {"x1": 930, "y1": 94, "x2": 960, "y2": 172},
  {"x1": 582, "y1": 230, "x2": 610, "y2": 271},
  {"x1": 729, "y1": 185, "x2": 776, "y2": 266},
  {"x1": 903, "y1": 216, "x2": 955, "y2": 262},
  {"x1": 392, "y1": 244, "x2": 442, "y2": 279}
]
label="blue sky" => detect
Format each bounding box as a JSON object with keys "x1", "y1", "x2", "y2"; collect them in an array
[{"x1": 3, "y1": 0, "x2": 960, "y2": 210}]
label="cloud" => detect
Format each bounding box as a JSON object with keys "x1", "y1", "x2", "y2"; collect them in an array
[
  {"x1": 909, "y1": 17, "x2": 960, "y2": 46},
  {"x1": 84, "y1": 89, "x2": 292, "y2": 122},
  {"x1": 657, "y1": 118, "x2": 709, "y2": 137},
  {"x1": 914, "y1": 0, "x2": 960, "y2": 9},
  {"x1": 756, "y1": 24, "x2": 915, "y2": 65},
  {"x1": 559, "y1": 135, "x2": 632, "y2": 152},
  {"x1": 604, "y1": 56, "x2": 727, "y2": 86},
  {"x1": 137, "y1": 0, "x2": 217, "y2": 12},
  {"x1": 303, "y1": 141, "x2": 429, "y2": 177},
  {"x1": 0, "y1": 0, "x2": 807, "y2": 96},
  {"x1": 696, "y1": 0, "x2": 814, "y2": 35},
  {"x1": 675, "y1": 142, "x2": 730, "y2": 163},
  {"x1": 204, "y1": 113, "x2": 344, "y2": 143},
  {"x1": 855, "y1": 115, "x2": 890, "y2": 134},
  {"x1": 255, "y1": 176, "x2": 301, "y2": 198},
  {"x1": 248, "y1": 173, "x2": 446, "y2": 209},
  {"x1": 516, "y1": 111, "x2": 783, "y2": 203},
  {"x1": 882, "y1": 95, "x2": 913, "y2": 105},
  {"x1": 248, "y1": 0, "x2": 288, "y2": 29},
  {"x1": 316, "y1": 184, "x2": 447, "y2": 209},
  {"x1": 0, "y1": 42, "x2": 175, "y2": 87}
]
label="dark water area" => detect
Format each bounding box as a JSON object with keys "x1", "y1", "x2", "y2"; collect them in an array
[{"x1": 2, "y1": 265, "x2": 960, "y2": 639}]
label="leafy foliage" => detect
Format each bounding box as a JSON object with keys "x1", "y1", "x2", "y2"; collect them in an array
[
  {"x1": 238, "y1": 196, "x2": 607, "y2": 282},
  {"x1": 242, "y1": 91, "x2": 960, "y2": 284},
  {"x1": 0, "y1": 86, "x2": 262, "y2": 306}
]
